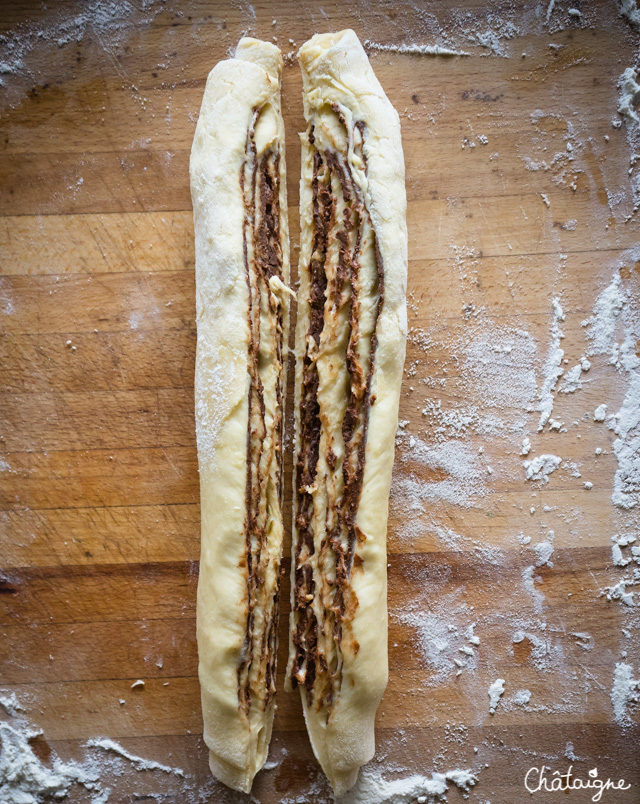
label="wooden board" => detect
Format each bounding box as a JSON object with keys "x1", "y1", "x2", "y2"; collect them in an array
[{"x1": 1, "y1": 1, "x2": 639, "y2": 801}]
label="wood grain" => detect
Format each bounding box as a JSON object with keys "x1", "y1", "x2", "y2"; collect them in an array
[{"x1": 1, "y1": 1, "x2": 639, "y2": 802}]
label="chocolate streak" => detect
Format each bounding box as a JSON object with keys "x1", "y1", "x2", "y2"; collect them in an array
[
  {"x1": 291, "y1": 115, "x2": 384, "y2": 708},
  {"x1": 237, "y1": 108, "x2": 285, "y2": 714}
]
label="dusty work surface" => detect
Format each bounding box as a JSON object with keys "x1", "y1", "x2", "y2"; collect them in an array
[{"x1": 1, "y1": 1, "x2": 640, "y2": 802}]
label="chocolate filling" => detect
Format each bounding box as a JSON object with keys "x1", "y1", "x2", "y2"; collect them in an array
[
  {"x1": 290, "y1": 113, "x2": 384, "y2": 708},
  {"x1": 237, "y1": 107, "x2": 285, "y2": 714},
  {"x1": 290, "y1": 149, "x2": 334, "y2": 693}
]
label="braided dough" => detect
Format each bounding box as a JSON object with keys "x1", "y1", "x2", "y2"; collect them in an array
[
  {"x1": 190, "y1": 38, "x2": 289, "y2": 793},
  {"x1": 286, "y1": 30, "x2": 407, "y2": 796}
]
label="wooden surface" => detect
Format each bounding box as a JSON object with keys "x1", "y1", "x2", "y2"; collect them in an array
[{"x1": 1, "y1": 1, "x2": 640, "y2": 801}]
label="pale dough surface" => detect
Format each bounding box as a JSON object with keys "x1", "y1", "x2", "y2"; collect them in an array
[
  {"x1": 189, "y1": 37, "x2": 288, "y2": 794},
  {"x1": 290, "y1": 29, "x2": 408, "y2": 796}
]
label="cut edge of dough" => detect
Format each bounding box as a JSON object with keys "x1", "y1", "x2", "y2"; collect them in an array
[{"x1": 289, "y1": 27, "x2": 407, "y2": 797}]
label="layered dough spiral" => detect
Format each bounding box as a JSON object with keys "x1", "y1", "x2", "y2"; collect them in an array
[{"x1": 286, "y1": 29, "x2": 408, "y2": 796}]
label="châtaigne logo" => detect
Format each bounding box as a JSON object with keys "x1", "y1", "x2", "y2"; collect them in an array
[{"x1": 524, "y1": 765, "x2": 632, "y2": 802}]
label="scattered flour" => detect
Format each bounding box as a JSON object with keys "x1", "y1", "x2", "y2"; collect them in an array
[
  {"x1": 0, "y1": 721, "x2": 102, "y2": 804},
  {"x1": 461, "y1": 327, "x2": 538, "y2": 415},
  {"x1": 341, "y1": 767, "x2": 478, "y2": 804},
  {"x1": 396, "y1": 435, "x2": 490, "y2": 510},
  {"x1": 611, "y1": 663, "x2": 639, "y2": 726},
  {"x1": 0, "y1": 692, "x2": 23, "y2": 717},
  {"x1": 411, "y1": 322, "x2": 537, "y2": 442},
  {"x1": 523, "y1": 454, "x2": 562, "y2": 482},
  {"x1": 394, "y1": 591, "x2": 480, "y2": 683},
  {"x1": 513, "y1": 629, "x2": 567, "y2": 676},
  {"x1": 430, "y1": 524, "x2": 505, "y2": 566},
  {"x1": 463, "y1": 15, "x2": 519, "y2": 56},
  {"x1": 0, "y1": 696, "x2": 187, "y2": 803},
  {"x1": 487, "y1": 678, "x2": 505, "y2": 714},
  {"x1": 0, "y1": 0, "x2": 167, "y2": 108}
]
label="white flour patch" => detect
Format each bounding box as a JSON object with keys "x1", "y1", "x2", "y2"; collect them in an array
[
  {"x1": 431, "y1": 524, "x2": 505, "y2": 566},
  {"x1": 537, "y1": 298, "x2": 565, "y2": 431},
  {"x1": 523, "y1": 454, "x2": 562, "y2": 483},
  {"x1": 420, "y1": 399, "x2": 509, "y2": 440},
  {"x1": 0, "y1": 279, "x2": 15, "y2": 315},
  {"x1": 618, "y1": 67, "x2": 640, "y2": 127},
  {"x1": 466, "y1": 20, "x2": 518, "y2": 57},
  {"x1": 534, "y1": 534, "x2": 554, "y2": 567},
  {"x1": 341, "y1": 767, "x2": 478, "y2": 803},
  {"x1": 461, "y1": 328, "x2": 538, "y2": 415},
  {"x1": 511, "y1": 688, "x2": 532, "y2": 707},
  {"x1": 411, "y1": 321, "x2": 538, "y2": 443},
  {"x1": 616, "y1": 65, "x2": 640, "y2": 215},
  {"x1": 585, "y1": 254, "x2": 640, "y2": 509},
  {"x1": 453, "y1": 7, "x2": 521, "y2": 57},
  {"x1": 86, "y1": 738, "x2": 185, "y2": 777},
  {"x1": 571, "y1": 632, "x2": 593, "y2": 651},
  {"x1": 395, "y1": 435, "x2": 490, "y2": 510},
  {"x1": 609, "y1": 372, "x2": 640, "y2": 509},
  {"x1": 594, "y1": 403, "x2": 607, "y2": 421},
  {"x1": 546, "y1": 0, "x2": 556, "y2": 24},
  {"x1": 522, "y1": 566, "x2": 545, "y2": 613},
  {"x1": 364, "y1": 40, "x2": 470, "y2": 57},
  {"x1": 611, "y1": 534, "x2": 639, "y2": 569},
  {"x1": 488, "y1": 678, "x2": 505, "y2": 714},
  {"x1": 603, "y1": 576, "x2": 639, "y2": 606},
  {"x1": 394, "y1": 591, "x2": 480, "y2": 684},
  {"x1": 559, "y1": 363, "x2": 582, "y2": 392},
  {"x1": 586, "y1": 272, "x2": 626, "y2": 357},
  {"x1": 512, "y1": 627, "x2": 567, "y2": 676},
  {"x1": 519, "y1": 112, "x2": 582, "y2": 191},
  {"x1": 611, "y1": 662, "x2": 640, "y2": 726}
]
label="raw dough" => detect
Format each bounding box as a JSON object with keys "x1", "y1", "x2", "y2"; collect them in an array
[
  {"x1": 189, "y1": 37, "x2": 289, "y2": 793},
  {"x1": 286, "y1": 29, "x2": 407, "y2": 796}
]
